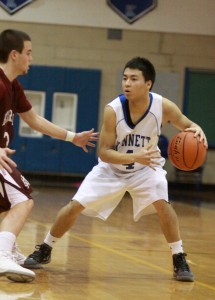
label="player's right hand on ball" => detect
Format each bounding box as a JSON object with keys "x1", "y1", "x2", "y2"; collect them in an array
[{"x1": 134, "y1": 144, "x2": 161, "y2": 170}]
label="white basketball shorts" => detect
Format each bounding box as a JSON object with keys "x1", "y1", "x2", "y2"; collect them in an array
[{"x1": 72, "y1": 161, "x2": 169, "y2": 222}]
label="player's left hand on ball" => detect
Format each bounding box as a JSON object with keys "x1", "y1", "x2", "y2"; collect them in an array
[
  {"x1": 73, "y1": 128, "x2": 99, "y2": 152},
  {"x1": 184, "y1": 127, "x2": 208, "y2": 148}
]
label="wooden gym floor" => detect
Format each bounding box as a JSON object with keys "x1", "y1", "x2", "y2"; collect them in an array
[{"x1": 0, "y1": 183, "x2": 214, "y2": 300}]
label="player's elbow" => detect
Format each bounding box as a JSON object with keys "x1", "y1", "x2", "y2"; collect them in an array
[
  {"x1": 99, "y1": 147, "x2": 111, "y2": 163},
  {"x1": 99, "y1": 150, "x2": 108, "y2": 162}
]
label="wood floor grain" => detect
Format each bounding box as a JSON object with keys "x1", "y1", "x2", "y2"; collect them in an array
[{"x1": 0, "y1": 186, "x2": 214, "y2": 300}]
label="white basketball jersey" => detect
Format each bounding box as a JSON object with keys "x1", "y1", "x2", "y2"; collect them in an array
[{"x1": 107, "y1": 92, "x2": 165, "y2": 173}]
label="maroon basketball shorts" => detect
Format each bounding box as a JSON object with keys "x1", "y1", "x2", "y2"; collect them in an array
[{"x1": 0, "y1": 166, "x2": 33, "y2": 213}]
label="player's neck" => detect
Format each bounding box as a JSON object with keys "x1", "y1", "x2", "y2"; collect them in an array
[
  {"x1": 0, "y1": 64, "x2": 17, "y2": 81},
  {"x1": 129, "y1": 94, "x2": 150, "y2": 111}
]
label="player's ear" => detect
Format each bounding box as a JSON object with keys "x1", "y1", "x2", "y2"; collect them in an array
[
  {"x1": 10, "y1": 50, "x2": 19, "y2": 61},
  {"x1": 146, "y1": 80, "x2": 152, "y2": 90}
]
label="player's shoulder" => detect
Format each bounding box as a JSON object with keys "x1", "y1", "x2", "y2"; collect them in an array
[
  {"x1": 12, "y1": 78, "x2": 23, "y2": 89},
  {"x1": 109, "y1": 94, "x2": 121, "y2": 104},
  {"x1": 162, "y1": 97, "x2": 181, "y2": 124},
  {"x1": 149, "y1": 92, "x2": 163, "y2": 112},
  {"x1": 150, "y1": 91, "x2": 162, "y2": 100},
  {"x1": 107, "y1": 94, "x2": 122, "y2": 109},
  {"x1": 150, "y1": 91, "x2": 161, "y2": 97},
  {"x1": 162, "y1": 97, "x2": 177, "y2": 110}
]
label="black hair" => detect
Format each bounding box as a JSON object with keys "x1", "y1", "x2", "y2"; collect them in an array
[{"x1": 123, "y1": 57, "x2": 156, "y2": 90}]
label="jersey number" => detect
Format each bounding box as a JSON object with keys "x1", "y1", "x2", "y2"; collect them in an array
[
  {"x1": 4, "y1": 132, "x2": 10, "y2": 147},
  {"x1": 123, "y1": 150, "x2": 135, "y2": 170}
]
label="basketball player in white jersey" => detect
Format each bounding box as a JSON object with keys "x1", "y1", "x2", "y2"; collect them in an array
[
  {"x1": 0, "y1": 29, "x2": 99, "y2": 282},
  {"x1": 25, "y1": 57, "x2": 207, "y2": 282}
]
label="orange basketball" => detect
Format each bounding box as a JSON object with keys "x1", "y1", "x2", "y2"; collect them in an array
[{"x1": 168, "y1": 131, "x2": 207, "y2": 171}]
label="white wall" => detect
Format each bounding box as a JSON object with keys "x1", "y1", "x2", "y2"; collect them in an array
[{"x1": 0, "y1": 0, "x2": 214, "y2": 36}]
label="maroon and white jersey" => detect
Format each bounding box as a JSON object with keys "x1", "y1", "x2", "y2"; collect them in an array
[
  {"x1": 0, "y1": 165, "x2": 33, "y2": 213},
  {"x1": 0, "y1": 68, "x2": 32, "y2": 147}
]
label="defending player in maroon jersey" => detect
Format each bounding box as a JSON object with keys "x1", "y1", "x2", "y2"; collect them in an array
[
  {"x1": 0, "y1": 29, "x2": 99, "y2": 283},
  {"x1": 0, "y1": 70, "x2": 32, "y2": 148}
]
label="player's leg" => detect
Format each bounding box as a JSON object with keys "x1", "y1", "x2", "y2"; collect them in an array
[
  {"x1": 24, "y1": 201, "x2": 84, "y2": 268},
  {"x1": 50, "y1": 200, "x2": 85, "y2": 238},
  {"x1": 24, "y1": 162, "x2": 126, "y2": 268},
  {"x1": 130, "y1": 167, "x2": 194, "y2": 282},
  {"x1": 0, "y1": 170, "x2": 35, "y2": 282},
  {"x1": 153, "y1": 200, "x2": 194, "y2": 282},
  {"x1": 1, "y1": 211, "x2": 28, "y2": 266},
  {"x1": 0, "y1": 201, "x2": 35, "y2": 282},
  {"x1": 0, "y1": 198, "x2": 33, "y2": 235},
  {"x1": 153, "y1": 200, "x2": 180, "y2": 242},
  {"x1": 1, "y1": 201, "x2": 33, "y2": 267}
]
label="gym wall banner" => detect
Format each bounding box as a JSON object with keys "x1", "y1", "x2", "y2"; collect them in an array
[
  {"x1": 0, "y1": 0, "x2": 32, "y2": 14},
  {"x1": 107, "y1": 0, "x2": 157, "y2": 24}
]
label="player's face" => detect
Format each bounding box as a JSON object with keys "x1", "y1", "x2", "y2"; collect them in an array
[
  {"x1": 122, "y1": 68, "x2": 151, "y2": 101},
  {"x1": 15, "y1": 41, "x2": 32, "y2": 75}
]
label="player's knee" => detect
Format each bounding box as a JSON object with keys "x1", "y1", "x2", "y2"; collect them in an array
[
  {"x1": 156, "y1": 201, "x2": 178, "y2": 222},
  {"x1": 154, "y1": 199, "x2": 173, "y2": 215},
  {"x1": 23, "y1": 198, "x2": 34, "y2": 212},
  {"x1": 68, "y1": 200, "x2": 84, "y2": 215}
]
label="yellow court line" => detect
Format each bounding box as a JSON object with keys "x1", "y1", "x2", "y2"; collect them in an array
[
  {"x1": 69, "y1": 233, "x2": 172, "y2": 275},
  {"x1": 29, "y1": 219, "x2": 215, "y2": 292},
  {"x1": 69, "y1": 233, "x2": 215, "y2": 292}
]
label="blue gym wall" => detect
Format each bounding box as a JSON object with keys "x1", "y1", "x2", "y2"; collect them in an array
[{"x1": 11, "y1": 65, "x2": 101, "y2": 175}]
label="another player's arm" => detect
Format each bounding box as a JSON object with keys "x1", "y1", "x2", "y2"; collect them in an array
[
  {"x1": 99, "y1": 106, "x2": 160, "y2": 168},
  {"x1": 19, "y1": 108, "x2": 67, "y2": 139},
  {"x1": 162, "y1": 98, "x2": 208, "y2": 147},
  {"x1": 19, "y1": 108, "x2": 99, "y2": 152}
]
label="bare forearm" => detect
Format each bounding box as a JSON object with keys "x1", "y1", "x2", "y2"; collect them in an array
[
  {"x1": 99, "y1": 149, "x2": 135, "y2": 164},
  {"x1": 99, "y1": 146, "x2": 161, "y2": 169},
  {"x1": 20, "y1": 109, "x2": 99, "y2": 151},
  {"x1": 28, "y1": 115, "x2": 67, "y2": 140}
]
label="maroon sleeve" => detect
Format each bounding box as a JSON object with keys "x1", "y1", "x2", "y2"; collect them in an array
[{"x1": 13, "y1": 80, "x2": 32, "y2": 113}]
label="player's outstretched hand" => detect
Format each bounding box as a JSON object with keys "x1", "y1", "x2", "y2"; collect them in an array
[
  {"x1": 0, "y1": 147, "x2": 17, "y2": 173},
  {"x1": 73, "y1": 128, "x2": 99, "y2": 153}
]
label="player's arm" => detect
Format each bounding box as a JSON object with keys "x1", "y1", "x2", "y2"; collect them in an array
[
  {"x1": 19, "y1": 108, "x2": 99, "y2": 152},
  {"x1": 162, "y1": 98, "x2": 208, "y2": 147},
  {"x1": 98, "y1": 106, "x2": 160, "y2": 168},
  {"x1": 98, "y1": 105, "x2": 130, "y2": 164}
]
